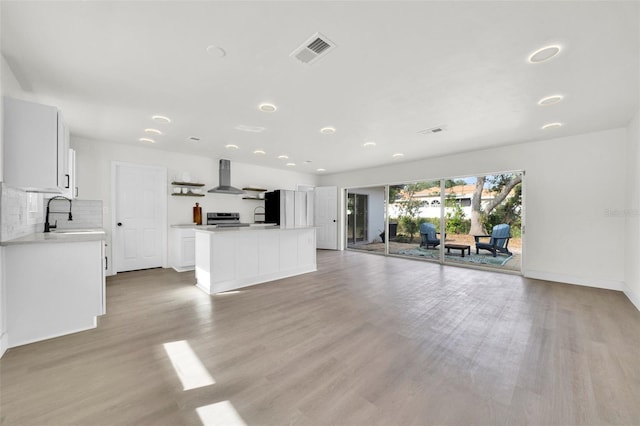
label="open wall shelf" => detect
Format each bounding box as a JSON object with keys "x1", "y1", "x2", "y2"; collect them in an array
[
  {"x1": 171, "y1": 181, "x2": 206, "y2": 196},
  {"x1": 171, "y1": 182, "x2": 205, "y2": 187},
  {"x1": 172, "y1": 192, "x2": 205, "y2": 197},
  {"x1": 242, "y1": 187, "x2": 267, "y2": 200}
]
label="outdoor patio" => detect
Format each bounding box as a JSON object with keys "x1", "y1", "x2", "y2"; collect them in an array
[{"x1": 348, "y1": 234, "x2": 522, "y2": 272}]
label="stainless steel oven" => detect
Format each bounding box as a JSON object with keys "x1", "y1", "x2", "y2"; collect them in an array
[{"x1": 206, "y1": 212, "x2": 250, "y2": 227}]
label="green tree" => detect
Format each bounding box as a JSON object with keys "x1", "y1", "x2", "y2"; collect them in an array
[
  {"x1": 393, "y1": 183, "x2": 427, "y2": 242},
  {"x1": 445, "y1": 196, "x2": 467, "y2": 234},
  {"x1": 445, "y1": 179, "x2": 466, "y2": 188},
  {"x1": 484, "y1": 183, "x2": 522, "y2": 236},
  {"x1": 469, "y1": 173, "x2": 522, "y2": 235}
]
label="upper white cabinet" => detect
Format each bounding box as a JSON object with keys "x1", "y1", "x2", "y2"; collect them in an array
[
  {"x1": 2, "y1": 97, "x2": 70, "y2": 193},
  {"x1": 62, "y1": 148, "x2": 77, "y2": 199}
]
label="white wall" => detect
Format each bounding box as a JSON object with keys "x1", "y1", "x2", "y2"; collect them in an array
[
  {"x1": 625, "y1": 108, "x2": 640, "y2": 310},
  {"x1": 320, "y1": 128, "x2": 628, "y2": 291},
  {"x1": 0, "y1": 54, "x2": 6, "y2": 357},
  {"x1": 71, "y1": 137, "x2": 318, "y2": 275}
]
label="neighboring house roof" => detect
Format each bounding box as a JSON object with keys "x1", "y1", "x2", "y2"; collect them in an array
[{"x1": 405, "y1": 184, "x2": 494, "y2": 200}]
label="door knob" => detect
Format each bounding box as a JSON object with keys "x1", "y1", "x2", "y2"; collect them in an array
[{"x1": 117, "y1": 222, "x2": 122, "y2": 226}]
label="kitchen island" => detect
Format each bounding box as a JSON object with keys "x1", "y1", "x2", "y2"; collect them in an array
[{"x1": 194, "y1": 226, "x2": 316, "y2": 294}]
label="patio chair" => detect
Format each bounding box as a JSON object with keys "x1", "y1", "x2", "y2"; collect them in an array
[
  {"x1": 420, "y1": 223, "x2": 440, "y2": 249},
  {"x1": 474, "y1": 223, "x2": 512, "y2": 257}
]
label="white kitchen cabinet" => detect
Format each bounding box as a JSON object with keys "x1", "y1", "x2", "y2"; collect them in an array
[
  {"x1": 62, "y1": 149, "x2": 77, "y2": 199},
  {"x1": 2, "y1": 97, "x2": 70, "y2": 193},
  {"x1": 67, "y1": 148, "x2": 76, "y2": 198},
  {"x1": 170, "y1": 227, "x2": 196, "y2": 272},
  {"x1": 4, "y1": 240, "x2": 104, "y2": 348}
]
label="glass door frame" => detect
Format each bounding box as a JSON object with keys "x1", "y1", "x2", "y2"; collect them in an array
[{"x1": 347, "y1": 192, "x2": 369, "y2": 245}]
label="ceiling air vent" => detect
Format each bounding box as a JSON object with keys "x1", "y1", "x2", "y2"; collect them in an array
[
  {"x1": 418, "y1": 125, "x2": 447, "y2": 135},
  {"x1": 291, "y1": 32, "x2": 336, "y2": 65}
]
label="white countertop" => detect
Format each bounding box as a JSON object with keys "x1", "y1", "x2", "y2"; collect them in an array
[
  {"x1": 172, "y1": 223, "x2": 280, "y2": 230},
  {"x1": 193, "y1": 224, "x2": 315, "y2": 233},
  {"x1": 171, "y1": 224, "x2": 218, "y2": 229},
  {"x1": 1, "y1": 229, "x2": 106, "y2": 246},
  {"x1": 193, "y1": 223, "x2": 315, "y2": 233}
]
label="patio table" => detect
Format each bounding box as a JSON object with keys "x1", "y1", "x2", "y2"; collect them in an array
[{"x1": 445, "y1": 243, "x2": 471, "y2": 257}]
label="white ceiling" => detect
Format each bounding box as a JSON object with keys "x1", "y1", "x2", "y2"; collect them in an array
[{"x1": 1, "y1": 1, "x2": 638, "y2": 175}]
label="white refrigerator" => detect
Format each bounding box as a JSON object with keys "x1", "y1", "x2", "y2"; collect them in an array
[{"x1": 265, "y1": 189, "x2": 314, "y2": 228}]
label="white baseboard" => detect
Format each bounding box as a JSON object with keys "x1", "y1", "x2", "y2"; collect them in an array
[
  {"x1": 623, "y1": 283, "x2": 640, "y2": 312},
  {"x1": 197, "y1": 264, "x2": 317, "y2": 295},
  {"x1": 172, "y1": 265, "x2": 195, "y2": 273},
  {"x1": 524, "y1": 270, "x2": 624, "y2": 291}
]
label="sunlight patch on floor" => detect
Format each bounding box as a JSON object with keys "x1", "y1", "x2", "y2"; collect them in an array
[
  {"x1": 197, "y1": 400, "x2": 247, "y2": 426},
  {"x1": 163, "y1": 340, "x2": 215, "y2": 391}
]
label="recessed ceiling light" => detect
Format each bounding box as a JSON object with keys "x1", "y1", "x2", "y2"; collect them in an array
[
  {"x1": 317, "y1": 168, "x2": 326, "y2": 172},
  {"x1": 537, "y1": 95, "x2": 564, "y2": 106},
  {"x1": 254, "y1": 149, "x2": 266, "y2": 155},
  {"x1": 206, "y1": 45, "x2": 226, "y2": 57},
  {"x1": 145, "y1": 128, "x2": 162, "y2": 135},
  {"x1": 278, "y1": 155, "x2": 289, "y2": 160},
  {"x1": 139, "y1": 138, "x2": 155, "y2": 144},
  {"x1": 152, "y1": 115, "x2": 171, "y2": 123},
  {"x1": 286, "y1": 162, "x2": 296, "y2": 167},
  {"x1": 259, "y1": 103, "x2": 277, "y2": 113},
  {"x1": 392, "y1": 153, "x2": 404, "y2": 158},
  {"x1": 528, "y1": 44, "x2": 562, "y2": 63},
  {"x1": 234, "y1": 124, "x2": 266, "y2": 133},
  {"x1": 541, "y1": 122, "x2": 563, "y2": 130},
  {"x1": 225, "y1": 144, "x2": 239, "y2": 149},
  {"x1": 320, "y1": 126, "x2": 336, "y2": 134},
  {"x1": 363, "y1": 141, "x2": 376, "y2": 147}
]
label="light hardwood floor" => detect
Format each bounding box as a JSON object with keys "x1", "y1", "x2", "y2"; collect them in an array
[{"x1": 1, "y1": 250, "x2": 639, "y2": 425}]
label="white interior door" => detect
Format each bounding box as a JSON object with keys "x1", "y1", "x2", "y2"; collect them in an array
[
  {"x1": 113, "y1": 163, "x2": 167, "y2": 272},
  {"x1": 314, "y1": 186, "x2": 338, "y2": 250}
]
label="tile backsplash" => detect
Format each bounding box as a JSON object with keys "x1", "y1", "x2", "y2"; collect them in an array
[
  {"x1": 0, "y1": 184, "x2": 42, "y2": 241},
  {"x1": 48, "y1": 198, "x2": 102, "y2": 230},
  {"x1": 1, "y1": 183, "x2": 103, "y2": 241}
]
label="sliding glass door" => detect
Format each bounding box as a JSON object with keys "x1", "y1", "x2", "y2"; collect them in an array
[
  {"x1": 388, "y1": 180, "x2": 442, "y2": 261},
  {"x1": 345, "y1": 171, "x2": 523, "y2": 273},
  {"x1": 347, "y1": 193, "x2": 368, "y2": 245},
  {"x1": 443, "y1": 173, "x2": 522, "y2": 272},
  {"x1": 346, "y1": 187, "x2": 386, "y2": 252}
]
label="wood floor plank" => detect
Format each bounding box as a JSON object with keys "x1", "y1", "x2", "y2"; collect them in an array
[{"x1": 1, "y1": 250, "x2": 639, "y2": 425}]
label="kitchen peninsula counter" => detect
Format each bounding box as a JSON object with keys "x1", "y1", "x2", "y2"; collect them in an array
[
  {"x1": 2, "y1": 229, "x2": 106, "y2": 348},
  {"x1": 0, "y1": 229, "x2": 106, "y2": 246},
  {"x1": 194, "y1": 226, "x2": 316, "y2": 294}
]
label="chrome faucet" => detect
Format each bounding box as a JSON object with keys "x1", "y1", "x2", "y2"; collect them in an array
[{"x1": 44, "y1": 196, "x2": 73, "y2": 232}]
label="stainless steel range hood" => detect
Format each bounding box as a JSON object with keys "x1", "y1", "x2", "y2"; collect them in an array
[{"x1": 207, "y1": 159, "x2": 245, "y2": 194}]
